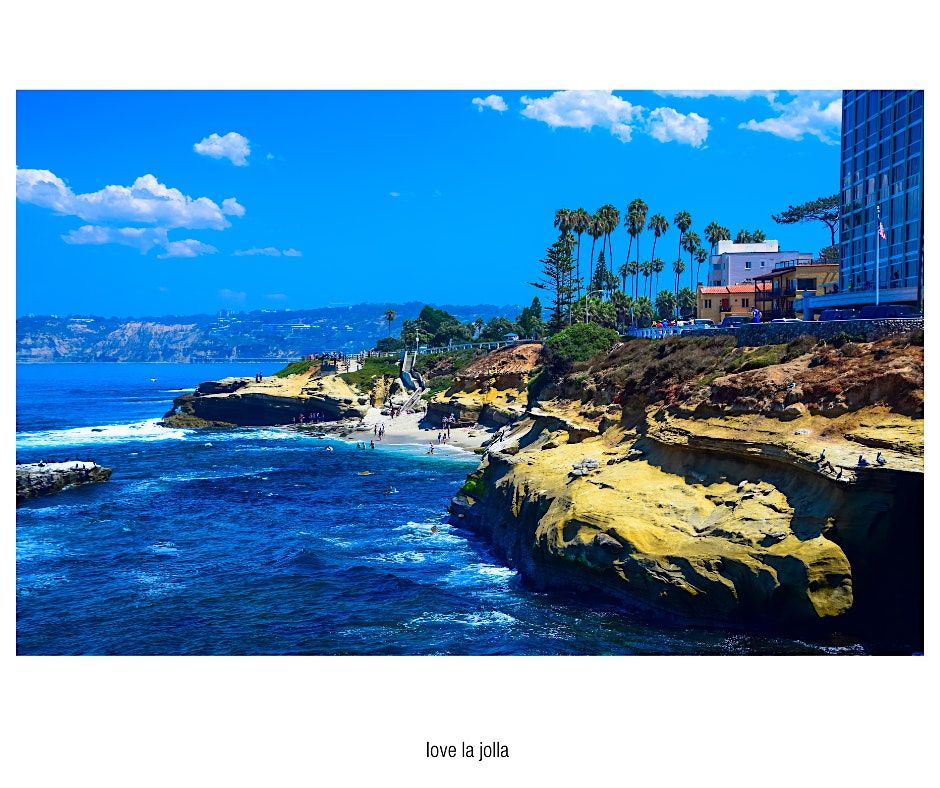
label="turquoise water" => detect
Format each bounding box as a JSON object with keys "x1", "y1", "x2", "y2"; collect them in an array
[{"x1": 16, "y1": 363, "x2": 870, "y2": 655}]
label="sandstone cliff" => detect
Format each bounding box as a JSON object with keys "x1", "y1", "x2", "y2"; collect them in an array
[
  {"x1": 161, "y1": 367, "x2": 371, "y2": 427},
  {"x1": 425, "y1": 342, "x2": 541, "y2": 427},
  {"x1": 449, "y1": 333, "x2": 923, "y2": 639}
]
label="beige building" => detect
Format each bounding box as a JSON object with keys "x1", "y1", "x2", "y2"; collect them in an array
[
  {"x1": 697, "y1": 284, "x2": 769, "y2": 323},
  {"x1": 752, "y1": 262, "x2": 839, "y2": 320}
]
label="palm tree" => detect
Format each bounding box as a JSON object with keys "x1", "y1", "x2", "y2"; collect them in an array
[
  {"x1": 618, "y1": 261, "x2": 630, "y2": 293},
  {"x1": 694, "y1": 247, "x2": 708, "y2": 292},
  {"x1": 627, "y1": 198, "x2": 648, "y2": 297},
  {"x1": 641, "y1": 260, "x2": 653, "y2": 299},
  {"x1": 682, "y1": 231, "x2": 701, "y2": 292},
  {"x1": 704, "y1": 221, "x2": 724, "y2": 255},
  {"x1": 570, "y1": 207, "x2": 591, "y2": 301},
  {"x1": 677, "y1": 287, "x2": 696, "y2": 319},
  {"x1": 587, "y1": 212, "x2": 604, "y2": 292},
  {"x1": 611, "y1": 290, "x2": 632, "y2": 332},
  {"x1": 752, "y1": 228, "x2": 767, "y2": 242},
  {"x1": 655, "y1": 289, "x2": 676, "y2": 321},
  {"x1": 735, "y1": 229, "x2": 753, "y2": 244},
  {"x1": 597, "y1": 204, "x2": 620, "y2": 281},
  {"x1": 647, "y1": 213, "x2": 669, "y2": 271},
  {"x1": 652, "y1": 258, "x2": 665, "y2": 296},
  {"x1": 472, "y1": 318, "x2": 484, "y2": 338},
  {"x1": 634, "y1": 296, "x2": 654, "y2": 328},
  {"x1": 672, "y1": 258, "x2": 686, "y2": 316},
  {"x1": 674, "y1": 210, "x2": 692, "y2": 270},
  {"x1": 623, "y1": 211, "x2": 639, "y2": 296},
  {"x1": 553, "y1": 208, "x2": 573, "y2": 237},
  {"x1": 383, "y1": 308, "x2": 397, "y2": 336}
]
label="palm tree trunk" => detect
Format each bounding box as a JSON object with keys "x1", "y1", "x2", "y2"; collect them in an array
[
  {"x1": 575, "y1": 232, "x2": 583, "y2": 301},
  {"x1": 588, "y1": 237, "x2": 597, "y2": 292}
]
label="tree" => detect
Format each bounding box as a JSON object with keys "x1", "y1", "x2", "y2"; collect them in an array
[
  {"x1": 677, "y1": 287, "x2": 696, "y2": 318},
  {"x1": 610, "y1": 290, "x2": 633, "y2": 332},
  {"x1": 694, "y1": 247, "x2": 708, "y2": 290},
  {"x1": 682, "y1": 231, "x2": 701, "y2": 292},
  {"x1": 596, "y1": 204, "x2": 620, "y2": 278},
  {"x1": 383, "y1": 308, "x2": 397, "y2": 336},
  {"x1": 752, "y1": 228, "x2": 766, "y2": 242},
  {"x1": 575, "y1": 293, "x2": 617, "y2": 329},
  {"x1": 472, "y1": 317, "x2": 485, "y2": 338},
  {"x1": 590, "y1": 251, "x2": 618, "y2": 297},
  {"x1": 655, "y1": 289, "x2": 677, "y2": 321},
  {"x1": 672, "y1": 258, "x2": 685, "y2": 315},
  {"x1": 634, "y1": 296, "x2": 654, "y2": 328},
  {"x1": 674, "y1": 210, "x2": 692, "y2": 270},
  {"x1": 374, "y1": 336, "x2": 403, "y2": 353},
  {"x1": 516, "y1": 296, "x2": 544, "y2": 339},
  {"x1": 618, "y1": 261, "x2": 630, "y2": 294},
  {"x1": 640, "y1": 260, "x2": 653, "y2": 299},
  {"x1": 626, "y1": 198, "x2": 648, "y2": 298},
  {"x1": 735, "y1": 229, "x2": 754, "y2": 244},
  {"x1": 652, "y1": 258, "x2": 664, "y2": 296},
  {"x1": 772, "y1": 194, "x2": 840, "y2": 246},
  {"x1": 819, "y1": 244, "x2": 839, "y2": 264},
  {"x1": 704, "y1": 221, "x2": 725, "y2": 255},
  {"x1": 570, "y1": 207, "x2": 591, "y2": 302},
  {"x1": 530, "y1": 233, "x2": 576, "y2": 334},
  {"x1": 587, "y1": 212, "x2": 604, "y2": 295},
  {"x1": 479, "y1": 316, "x2": 518, "y2": 342}
]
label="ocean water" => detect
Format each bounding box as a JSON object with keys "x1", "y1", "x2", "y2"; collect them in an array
[{"x1": 16, "y1": 363, "x2": 869, "y2": 655}]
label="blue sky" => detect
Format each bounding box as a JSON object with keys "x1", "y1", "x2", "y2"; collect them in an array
[{"x1": 16, "y1": 90, "x2": 842, "y2": 317}]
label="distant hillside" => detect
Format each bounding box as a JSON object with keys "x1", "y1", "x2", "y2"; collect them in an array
[{"x1": 15, "y1": 303, "x2": 522, "y2": 362}]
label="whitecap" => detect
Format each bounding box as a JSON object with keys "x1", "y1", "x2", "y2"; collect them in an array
[{"x1": 16, "y1": 418, "x2": 190, "y2": 449}]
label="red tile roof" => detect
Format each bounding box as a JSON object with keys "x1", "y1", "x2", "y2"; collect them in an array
[{"x1": 698, "y1": 283, "x2": 769, "y2": 294}]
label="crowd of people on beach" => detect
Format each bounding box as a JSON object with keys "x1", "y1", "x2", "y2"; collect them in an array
[{"x1": 292, "y1": 411, "x2": 327, "y2": 424}]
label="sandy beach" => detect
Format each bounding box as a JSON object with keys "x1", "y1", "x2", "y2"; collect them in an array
[{"x1": 311, "y1": 407, "x2": 497, "y2": 453}]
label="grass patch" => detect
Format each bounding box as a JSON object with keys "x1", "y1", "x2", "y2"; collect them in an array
[
  {"x1": 274, "y1": 359, "x2": 317, "y2": 378},
  {"x1": 723, "y1": 344, "x2": 786, "y2": 372},
  {"x1": 412, "y1": 349, "x2": 482, "y2": 378},
  {"x1": 340, "y1": 358, "x2": 400, "y2": 391},
  {"x1": 421, "y1": 375, "x2": 454, "y2": 400}
]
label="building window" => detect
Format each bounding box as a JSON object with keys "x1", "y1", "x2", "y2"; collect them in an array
[
  {"x1": 760, "y1": 260, "x2": 765, "y2": 267},
  {"x1": 704, "y1": 299, "x2": 712, "y2": 309},
  {"x1": 744, "y1": 261, "x2": 752, "y2": 270},
  {"x1": 741, "y1": 298, "x2": 749, "y2": 308},
  {"x1": 796, "y1": 278, "x2": 817, "y2": 291}
]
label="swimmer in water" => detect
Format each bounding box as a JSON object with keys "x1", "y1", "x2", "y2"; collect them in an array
[{"x1": 325, "y1": 445, "x2": 334, "y2": 452}]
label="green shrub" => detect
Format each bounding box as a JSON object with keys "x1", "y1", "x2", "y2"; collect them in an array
[
  {"x1": 910, "y1": 328, "x2": 924, "y2": 346},
  {"x1": 274, "y1": 359, "x2": 317, "y2": 378},
  {"x1": 460, "y1": 475, "x2": 486, "y2": 499},
  {"x1": 546, "y1": 323, "x2": 620, "y2": 370},
  {"x1": 526, "y1": 367, "x2": 549, "y2": 401},
  {"x1": 422, "y1": 375, "x2": 454, "y2": 399},
  {"x1": 724, "y1": 344, "x2": 785, "y2": 372},
  {"x1": 826, "y1": 331, "x2": 865, "y2": 348}
]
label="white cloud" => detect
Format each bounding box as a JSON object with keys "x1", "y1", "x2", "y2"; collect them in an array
[
  {"x1": 389, "y1": 191, "x2": 400, "y2": 198},
  {"x1": 62, "y1": 224, "x2": 167, "y2": 252},
  {"x1": 657, "y1": 90, "x2": 778, "y2": 101},
  {"x1": 158, "y1": 239, "x2": 218, "y2": 259},
  {"x1": 471, "y1": 94, "x2": 508, "y2": 112},
  {"x1": 193, "y1": 131, "x2": 251, "y2": 166},
  {"x1": 233, "y1": 246, "x2": 302, "y2": 257},
  {"x1": 738, "y1": 91, "x2": 842, "y2": 143},
  {"x1": 520, "y1": 90, "x2": 644, "y2": 142},
  {"x1": 646, "y1": 107, "x2": 710, "y2": 148},
  {"x1": 221, "y1": 197, "x2": 245, "y2": 217},
  {"x1": 219, "y1": 288, "x2": 247, "y2": 301},
  {"x1": 16, "y1": 169, "x2": 237, "y2": 230}
]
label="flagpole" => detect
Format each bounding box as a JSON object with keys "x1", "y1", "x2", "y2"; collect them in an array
[{"x1": 875, "y1": 204, "x2": 881, "y2": 306}]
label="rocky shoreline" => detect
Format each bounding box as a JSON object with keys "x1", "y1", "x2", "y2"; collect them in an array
[{"x1": 17, "y1": 461, "x2": 112, "y2": 505}]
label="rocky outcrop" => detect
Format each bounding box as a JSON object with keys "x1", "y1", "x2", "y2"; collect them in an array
[
  {"x1": 426, "y1": 342, "x2": 541, "y2": 427},
  {"x1": 161, "y1": 370, "x2": 371, "y2": 428},
  {"x1": 17, "y1": 461, "x2": 112, "y2": 505},
  {"x1": 449, "y1": 334, "x2": 923, "y2": 640}
]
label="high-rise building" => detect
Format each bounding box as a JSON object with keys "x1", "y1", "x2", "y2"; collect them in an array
[{"x1": 806, "y1": 90, "x2": 923, "y2": 317}]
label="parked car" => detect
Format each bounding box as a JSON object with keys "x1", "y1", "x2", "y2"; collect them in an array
[
  {"x1": 718, "y1": 315, "x2": 751, "y2": 328},
  {"x1": 692, "y1": 318, "x2": 715, "y2": 327},
  {"x1": 818, "y1": 309, "x2": 858, "y2": 321},
  {"x1": 771, "y1": 318, "x2": 802, "y2": 324},
  {"x1": 857, "y1": 304, "x2": 923, "y2": 319}
]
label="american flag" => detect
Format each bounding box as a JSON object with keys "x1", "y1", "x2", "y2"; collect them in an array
[{"x1": 878, "y1": 221, "x2": 887, "y2": 241}]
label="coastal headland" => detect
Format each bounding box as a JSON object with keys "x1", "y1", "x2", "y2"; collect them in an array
[{"x1": 162, "y1": 329, "x2": 924, "y2": 642}]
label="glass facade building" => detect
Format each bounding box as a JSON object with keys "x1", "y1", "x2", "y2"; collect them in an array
[{"x1": 839, "y1": 90, "x2": 923, "y2": 296}]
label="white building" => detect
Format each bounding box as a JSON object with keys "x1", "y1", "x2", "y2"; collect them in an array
[{"x1": 708, "y1": 239, "x2": 813, "y2": 287}]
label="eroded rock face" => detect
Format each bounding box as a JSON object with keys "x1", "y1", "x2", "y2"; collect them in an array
[
  {"x1": 17, "y1": 462, "x2": 112, "y2": 505},
  {"x1": 426, "y1": 343, "x2": 542, "y2": 427},
  {"x1": 449, "y1": 335, "x2": 923, "y2": 635},
  {"x1": 162, "y1": 371, "x2": 370, "y2": 427}
]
